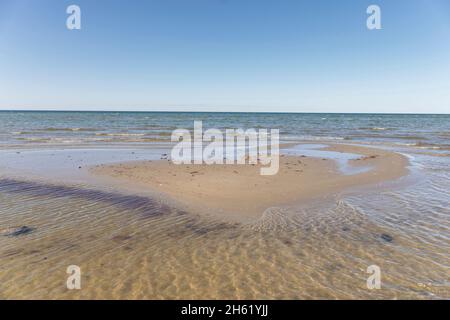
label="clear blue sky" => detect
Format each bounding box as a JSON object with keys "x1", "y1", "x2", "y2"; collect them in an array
[{"x1": 0, "y1": 0, "x2": 449, "y2": 113}]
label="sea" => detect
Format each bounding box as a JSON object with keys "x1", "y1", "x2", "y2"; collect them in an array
[{"x1": 0, "y1": 111, "x2": 448, "y2": 299}]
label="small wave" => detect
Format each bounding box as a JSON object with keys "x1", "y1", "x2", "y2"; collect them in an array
[
  {"x1": 371, "y1": 127, "x2": 388, "y2": 131},
  {"x1": 74, "y1": 127, "x2": 99, "y2": 131},
  {"x1": 140, "y1": 138, "x2": 169, "y2": 142},
  {"x1": 38, "y1": 127, "x2": 98, "y2": 132},
  {"x1": 395, "y1": 142, "x2": 450, "y2": 150},
  {"x1": 414, "y1": 142, "x2": 450, "y2": 151},
  {"x1": 15, "y1": 137, "x2": 105, "y2": 144},
  {"x1": 93, "y1": 137, "x2": 167, "y2": 143},
  {"x1": 282, "y1": 135, "x2": 345, "y2": 141},
  {"x1": 359, "y1": 127, "x2": 391, "y2": 131},
  {"x1": 95, "y1": 133, "x2": 146, "y2": 137},
  {"x1": 15, "y1": 137, "x2": 52, "y2": 142},
  {"x1": 132, "y1": 125, "x2": 180, "y2": 131},
  {"x1": 349, "y1": 134, "x2": 428, "y2": 140}
]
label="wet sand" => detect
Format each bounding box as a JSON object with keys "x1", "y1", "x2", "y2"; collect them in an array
[
  {"x1": 1, "y1": 144, "x2": 449, "y2": 300},
  {"x1": 90, "y1": 144, "x2": 409, "y2": 221}
]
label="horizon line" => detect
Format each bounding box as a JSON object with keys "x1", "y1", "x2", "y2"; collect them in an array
[{"x1": 0, "y1": 109, "x2": 449, "y2": 115}]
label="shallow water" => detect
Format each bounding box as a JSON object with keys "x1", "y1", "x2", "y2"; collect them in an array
[
  {"x1": 283, "y1": 144, "x2": 372, "y2": 175},
  {"x1": 0, "y1": 112, "x2": 449, "y2": 299},
  {"x1": 0, "y1": 146, "x2": 448, "y2": 299},
  {"x1": 0, "y1": 175, "x2": 448, "y2": 299}
]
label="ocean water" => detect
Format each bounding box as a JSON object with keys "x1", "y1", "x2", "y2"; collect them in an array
[
  {"x1": 0, "y1": 111, "x2": 449, "y2": 149},
  {"x1": 0, "y1": 111, "x2": 449, "y2": 299}
]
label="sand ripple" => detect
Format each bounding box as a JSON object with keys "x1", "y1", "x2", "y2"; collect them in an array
[{"x1": 0, "y1": 167, "x2": 449, "y2": 299}]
